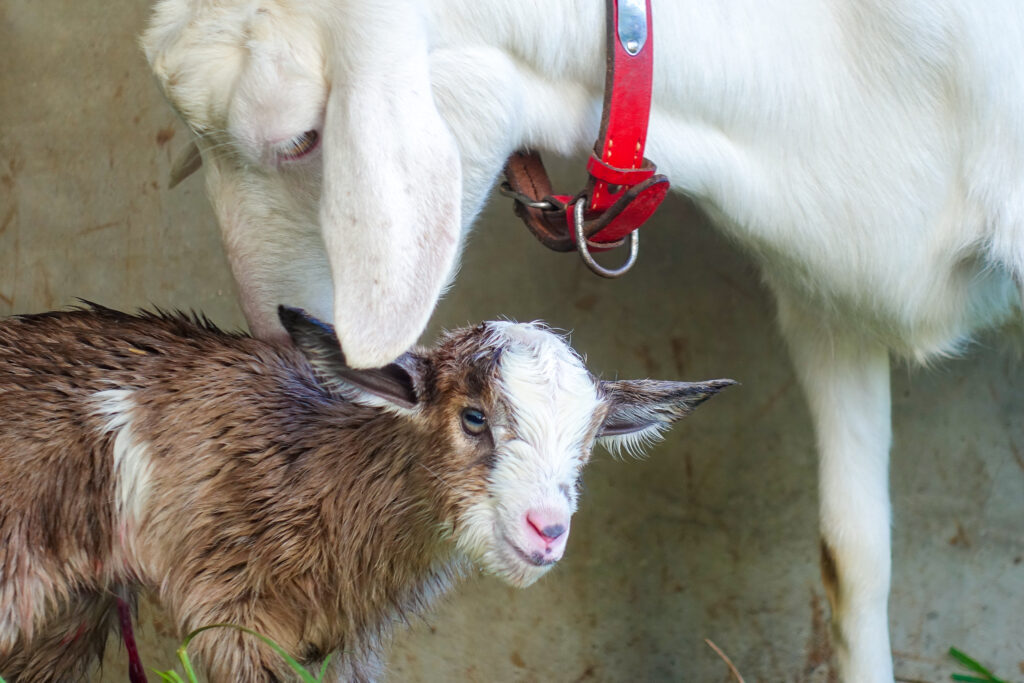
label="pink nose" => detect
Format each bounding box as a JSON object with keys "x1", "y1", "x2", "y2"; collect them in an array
[
  {"x1": 526, "y1": 508, "x2": 569, "y2": 542},
  {"x1": 519, "y1": 508, "x2": 570, "y2": 565}
]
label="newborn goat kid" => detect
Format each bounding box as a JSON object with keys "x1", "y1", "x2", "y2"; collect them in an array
[{"x1": 0, "y1": 305, "x2": 730, "y2": 681}]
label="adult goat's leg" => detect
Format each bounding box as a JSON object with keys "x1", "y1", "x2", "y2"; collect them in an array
[{"x1": 778, "y1": 295, "x2": 894, "y2": 682}]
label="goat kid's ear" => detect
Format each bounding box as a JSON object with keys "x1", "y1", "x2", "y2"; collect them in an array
[
  {"x1": 597, "y1": 379, "x2": 736, "y2": 455},
  {"x1": 278, "y1": 306, "x2": 420, "y2": 409}
]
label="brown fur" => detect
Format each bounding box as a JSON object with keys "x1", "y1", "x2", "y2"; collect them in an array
[{"x1": 0, "y1": 306, "x2": 531, "y2": 682}]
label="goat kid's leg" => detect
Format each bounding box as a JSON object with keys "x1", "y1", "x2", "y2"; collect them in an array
[
  {"x1": 778, "y1": 297, "x2": 894, "y2": 683},
  {"x1": 0, "y1": 593, "x2": 117, "y2": 683}
]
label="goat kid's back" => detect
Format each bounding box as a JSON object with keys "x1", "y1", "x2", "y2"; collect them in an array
[
  {"x1": 0, "y1": 306, "x2": 377, "y2": 679},
  {"x1": 0, "y1": 305, "x2": 731, "y2": 681}
]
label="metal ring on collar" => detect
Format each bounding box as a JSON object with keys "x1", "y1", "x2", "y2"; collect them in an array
[
  {"x1": 498, "y1": 182, "x2": 558, "y2": 211},
  {"x1": 573, "y1": 197, "x2": 639, "y2": 278}
]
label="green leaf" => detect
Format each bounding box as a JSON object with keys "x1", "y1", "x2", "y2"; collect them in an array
[{"x1": 151, "y1": 669, "x2": 187, "y2": 683}]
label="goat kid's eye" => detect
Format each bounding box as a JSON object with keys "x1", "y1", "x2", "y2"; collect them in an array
[
  {"x1": 460, "y1": 408, "x2": 487, "y2": 436},
  {"x1": 276, "y1": 130, "x2": 320, "y2": 160}
]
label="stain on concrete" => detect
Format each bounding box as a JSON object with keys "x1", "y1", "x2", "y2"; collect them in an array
[
  {"x1": 79, "y1": 220, "x2": 121, "y2": 237},
  {"x1": 684, "y1": 451, "x2": 694, "y2": 495},
  {"x1": 948, "y1": 521, "x2": 971, "y2": 548},
  {"x1": 750, "y1": 377, "x2": 794, "y2": 420},
  {"x1": 804, "y1": 590, "x2": 836, "y2": 682},
  {"x1": 712, "y1": 267, "x2": 759, "y2": 303},
  {"x1": 1009, "y1": 438, "x2": 1024, "y2": 473},
  {"x1": 574, "y1": 294, "x2": 598, "y2": 312},
  {"x1": 571, "y1": 664, "x2": 597, "y2": 682},
  {"x1": 633, "y1": 343, "x2": 660, "y2": 376},
  {"x1": 0, "y1": 206, "x2": 15, "y2": 235},
  {"x1": 669, "y1": 335, "x2": 689, "y2": 376},
  {"x1": 36, "y1": 268, "x2": 55, "y2": 310},
  {"x1": 156, "y1": 125, "x2": 176, "y2": 147}
]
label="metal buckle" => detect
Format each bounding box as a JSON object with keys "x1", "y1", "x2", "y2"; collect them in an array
[
  {"x1": 498, "y1": 181, "x2": 558, "y2": 211},
  {"x1": 573, "y1": 197, "x2": 639, "y2": 278}
]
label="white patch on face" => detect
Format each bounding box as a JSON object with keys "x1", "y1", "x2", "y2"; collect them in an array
[
  {"x1": 92, "y1": 390, "x2": 154, "y2": 531},
  {"x1": 455, "y1": 322, "x2": 602, "y2": 587}
]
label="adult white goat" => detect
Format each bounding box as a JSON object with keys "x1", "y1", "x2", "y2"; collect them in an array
[{"x1": 143, "y1": 1, "x2": 1024, "y2": 680}]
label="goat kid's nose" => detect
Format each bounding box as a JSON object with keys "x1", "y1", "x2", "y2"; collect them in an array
[{"x1": 526, "y1": 509, "x2": 568, "y2": 542}]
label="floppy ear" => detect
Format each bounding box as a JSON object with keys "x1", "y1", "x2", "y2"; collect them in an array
[
  {"x1": 318, "y1": 7, "x2": 463, "y2": 369},
  {"x1": 278, "y1": 306, "x2": 420, "y2": 409},
  {"x1": 598, "y1": 379, "x2": 736, "y2": 455}
]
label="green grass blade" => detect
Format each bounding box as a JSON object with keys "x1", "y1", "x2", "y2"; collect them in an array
[
  {"x1": 176, "y1": 643, "x2": 200, "y2": 683},
  {"x1": 316, "y1": 653, "x2": 334, "y2": 682},
  {"x1": 151, "y1": 669, "x2": 186, "y2": 683},
  {"x1": 948, "y1": 647, "x2": 1007, "y2": 683},
  {"x1": 180, "y1": 623, "x2": 320, "y2": 683}
]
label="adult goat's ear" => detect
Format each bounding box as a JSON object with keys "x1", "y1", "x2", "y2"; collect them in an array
[
  {"x1": 597, "y1": 379, "x2": 736, "y2": 455},
  {"x1": 318, "y1": 6, "x2": 463, "y2": 369},
  {"x1": 279, "y1": 306, "x2": 420, "y2": 409}
]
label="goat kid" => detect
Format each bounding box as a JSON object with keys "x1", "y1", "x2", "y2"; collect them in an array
[
  {"x1": 143, "y1": 2, "x2": 1024, "y2": 679},
  {"x1": 0, "y1": 304, "x2": 731, "y2": 682}
]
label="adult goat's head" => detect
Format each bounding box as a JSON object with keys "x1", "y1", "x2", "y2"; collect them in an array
[{"x1": 144, "y1": 0, "x2": 463, "y2": 367}]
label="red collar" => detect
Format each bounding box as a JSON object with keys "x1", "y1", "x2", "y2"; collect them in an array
[{"x1": 502, "y1": 0, "x2": 668, "y2": 277}]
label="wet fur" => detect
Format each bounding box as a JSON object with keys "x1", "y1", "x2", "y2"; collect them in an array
[
  {"x1": 0, "y1": 307, "x2": 459, "y2": 680},
  {"x1": 0, "y1": 306, "x2": 728, "y2": 681}
]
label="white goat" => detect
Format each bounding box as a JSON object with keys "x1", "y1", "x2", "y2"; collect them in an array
[
  {"x1": 0, "y1": 303, "x2": 730, "y2": 681},
  {"x1": 142, "y1": 2, "x2": 1024, "y2": 680}
]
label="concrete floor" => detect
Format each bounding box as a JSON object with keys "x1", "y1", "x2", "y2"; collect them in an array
[{"x1": 2, "y1": 3, "x2": 1022, "y2": 682}]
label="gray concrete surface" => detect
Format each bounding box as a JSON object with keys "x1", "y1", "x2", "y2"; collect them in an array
[{"x1": 2, "y1": 3, "x2": 1022, "y2": 681}]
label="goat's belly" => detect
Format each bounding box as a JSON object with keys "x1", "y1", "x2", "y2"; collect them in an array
[{"x1": 748, "y1": 231, "x2": 1020, "y2": 361}]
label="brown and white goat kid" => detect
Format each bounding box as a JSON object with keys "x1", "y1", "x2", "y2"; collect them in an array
[{"x1": 0, "y1": 304, "x2": 731, "y2": 682}]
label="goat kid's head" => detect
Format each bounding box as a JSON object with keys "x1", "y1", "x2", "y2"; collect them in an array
[
  {"x1": 280, "y1": 307, "x2": 734, "y2": 587},
  {"x1": 144, "y1": 1, "x2": 464, "y2": 366}
]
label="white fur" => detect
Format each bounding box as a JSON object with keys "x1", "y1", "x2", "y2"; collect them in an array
[
  {"x1": 92, "y1": 390, "x2": 154, "y2": 532},
  {"x1": 0, "y1": 564, "x2": 48, "y2": 651},
  {"x1": 143, "y1": 2, "x2": 1024, "y2": 679},
  {"x1": 1, "y1": 388, "x2": 153, "y2": 651},
  {"x1": 456, "y1": 322, "x2": 601, "y2": 587}
]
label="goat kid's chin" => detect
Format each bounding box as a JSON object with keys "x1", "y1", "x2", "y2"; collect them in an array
[
  {"x1": 485, "y1": 537, "x2": 562, "y2": 589},
  {"x1": 456, "y1": 507, "x2": 574, "y2": 588}
]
